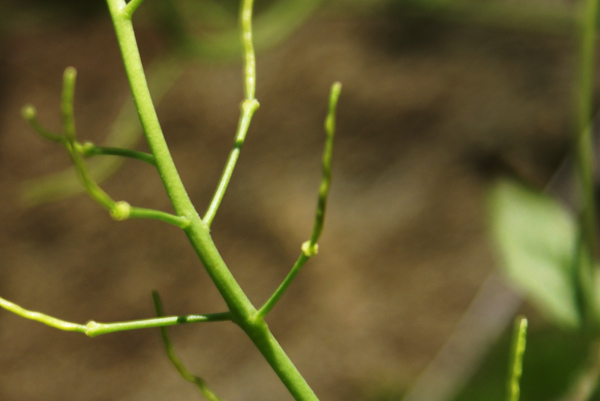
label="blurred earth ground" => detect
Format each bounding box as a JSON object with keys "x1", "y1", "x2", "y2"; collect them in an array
[{"x1": 0, "y1": 1, "x2": 592, "y2": 400}]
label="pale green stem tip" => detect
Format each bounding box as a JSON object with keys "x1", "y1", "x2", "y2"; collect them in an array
[{"x1": 21, "y1": 104, "x2": 36, "y2": 120}]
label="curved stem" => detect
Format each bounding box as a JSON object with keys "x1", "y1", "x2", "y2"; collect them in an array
[
  {"x1": 0, "y1": 295, "x2": 230, "y2": 337},
  {"x1": 574, "y1": 0, "x2": 600, "y2": 330},
  {"x1": 203, "y1": 0, "x2": 260, "y2": 226},
  {"x1": 80, "y1": 143, "x2": 156, "y2": 166},
  {"x1": 153, "y1": 291, "x2": 225, "y2": 401},
  {"x1": 105, "y1": 1, "x2": 319, "y2": 399},
  {"x1": 259, "y1": 82, "x2": 341, "y2": 318}
]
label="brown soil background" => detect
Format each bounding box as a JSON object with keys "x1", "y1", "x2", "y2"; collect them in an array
[{"x1": 0, "y1": 2, "x2": 585, "y2": 401}]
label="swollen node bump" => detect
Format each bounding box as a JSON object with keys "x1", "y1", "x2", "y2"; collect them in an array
[
  {"x1": 301, "y1": 241, "x2": 318, "y2": 257},
  {"x1": 85, "y1": 320, "x2": 101, "y2": 337},
  {"x1": 110, "y1": 201, "x2": 131, "y2": 221},
  {"x1": 81, "y1": 141, "x2": 95, "y2": 155},
  {"x1": 242, "y1": 99, "x2": 260, "y2": 113}
]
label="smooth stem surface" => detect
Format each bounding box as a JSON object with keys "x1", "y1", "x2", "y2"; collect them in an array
[
  {"x1": 574, "y1": 0, "x2": 600, "y2": 329},
  {"x1": 123, "y1": 0, "x2": 145, "y2": 19},
  {"x1": 153, "y1": 291, "x2": 225, "y2": 401},
  {"x1": 203, "y1": 0, "x2": 259, "y2": 226},
  {"x1": 259, "y1": 82, "x2": 341, "y2": 318},
  {"x1": 105, "y1": 1, "x2": 319, "y2": 399},
  {"x1": 506, "y1": 316, "x2": 527, "y2": 401},
  {"x1": 80, "y1": 143, "x2": 156, "y2": 166},
  {"x1": 24, "y1": 72, "x2": 189, "y2": 229},
  {"x1": 0, "y1": 295, "x2": 230, "y2": 337}
]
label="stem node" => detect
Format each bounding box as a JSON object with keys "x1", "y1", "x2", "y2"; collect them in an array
[{"x1": 110, "y1": 200, "x2": 131, "y2": 221}]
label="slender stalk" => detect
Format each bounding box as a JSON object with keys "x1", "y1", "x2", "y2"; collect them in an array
[
  {"x1": 21, "y1": 105, "x2": 62, "y2": 142},
  {"x1": 122, "y1": 0, "x2": 145, "y2": 19},
  {"x1": 574, "y1": 0, "x2": 600, "y2": 329},
  {"x1": 21, "y1": 56, "x2": 184, "y2": 206},
  {"x1": 203, "y1": 0, "x2": 260, "y2": 226},
  {"x1": 23, "y1": 71, "x2": 190, "y2": 229},
  {"x1": 61, "y1": 67, "x2": 77, "y2": 141},
  {"x1": 258, "y1": 82, "x2": 341, "y2": 318},
  {"x1": 506, "y1": 316, "x2": 527, "y2": 401},
  {"x1": 0, "y1": 295, "x2": 230, "y2": 337},
  {"x1": 79, "y1": 143, "x2": 156, "y2": 166},
  {"x1": 153, "y1": 291, "x2": 225, "y2": 401},
  {"x1": 105, "y1": 1, "x2": 319, "y2": 399}
]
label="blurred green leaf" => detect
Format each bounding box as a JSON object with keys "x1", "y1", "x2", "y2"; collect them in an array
[{"x1": 488, "y1": 178, "x2": 580, "y2": 328}]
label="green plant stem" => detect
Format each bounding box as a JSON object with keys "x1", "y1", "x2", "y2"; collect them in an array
[
  {"x1": 105, "y1": 1, "x2": 319, "y2": 399},
  {"x1": 79, "y1": 142, "x2": 156, "y2": 166},
  {"x1": 258, "y1": 82, "x2": 341, "y2": 318},
  {"x1": 574, "y1": 0, "x2": 600, "y2": 330},
  {"x1": 203, "y1": 0, "x2": 260, "y2": 227},
  {"x1": 61, "y1": 67, "x2": 77, "y2": 140},
  {"x1": 0, "y1": 295, "x2": 230, "y2": 337},
  {"x1": 123, "y1": 0, "x2": 145, "y2": 19},
  {"x1": 126, "y1": 204, "x2": 190, "y2": 228},
  {"x1": 153, "y1": 291, "x2": 225, "y2": 401},
  {"x1": 506, "y1": 316, "x2": 528, "y2": 401},
  {"x1": 23, "y1": 72, "x2": 190, "y2": 229},
  {"x1": 21, "y1": 55, "x2": 184, "y2": 205},
  {"x1": 21, "y1": 105, "x2": 62, "y2": 142}
]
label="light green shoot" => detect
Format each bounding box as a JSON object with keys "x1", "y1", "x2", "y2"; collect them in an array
[
  {"x1": 0, "y1": 295, "x2": 230, "y2": 338},
  {"x1": 258, "y1": 81, "x2": 341, "y2": 318},
  {"x1": 21, "y1": 67, "x2": 190, "y2": 229},
  {"x1": 153, "y1": 291, "x2": 225, "y2": 401},
  {"x1": 78, "y1": 142, "x2": 156, "y2": 166},
  {"x1": 507, "y1": 316, "x2": 528, "y2": 401},
  {"x1": 122, "y1": 0, "x2": 145, "y2": 19},
  {"x1": 203, "y1": 0, "x2": 259, "y2": 227},
  {"x1": 7, "y1": 0, "x2": 340, "y2": 398}
]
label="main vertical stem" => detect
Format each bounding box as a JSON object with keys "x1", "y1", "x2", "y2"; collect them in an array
[
  {"x1": 575, "y1": 0, "x2": 600, "y2": 330},
  {"x1": 104, "y1": 1, "x2": 319, "y2": 399}
]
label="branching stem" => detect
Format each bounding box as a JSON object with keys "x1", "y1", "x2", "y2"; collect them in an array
[
  {"x1": 203, "y1": 0, "x2": 260, "y2": 227},
  {"x1": 122, "y1": 0, "x2": 145, "y2": 19},
  {"x1": 79, "y1": 142, "x2": 156, "y2": 166},
  {"x1": 0, "y1": 295, "x2": 230, "y2": 338},
  {"x1": 105, "y1": 0, "x2": 321, "y2": 399},
  {"x1": 574, "y1": 0, "x2": 600, "y2": 330},
  {"x1": 153, "y1": 291, "x2": 225, "y2": 401},
  {"x1": 259, "y1": 82, "x2": 341, "y2": 318}
]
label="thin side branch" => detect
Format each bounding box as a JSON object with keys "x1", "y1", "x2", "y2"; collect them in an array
[
  {"x1": 21, "y1": 105, "x2": 63, "y2": 142},
  {"x1": 573, "y1": 0, "x2": 600, "y2": 329},
  {"x1": 153, "y1": 291, "x2": 226, "y2": 401},
  {"x1": 506, "y1": 316, "x2": 528, "y2": 401},
  {"x1": 203, "y1": 0, "x2": 260, "y2": 226},
  {"x1": 258, "y1": 82, "x2": 341, "y2": 318},
  {"x1": 0, "y1": 294, "x2": 230, "y2": 338},
  {"x1": 22, "y1": 67, "x2": 189, "y2": 229},
  {"x1": 122, "y1": 0, "x2": 145, "y2": 19},
  {"x1": 79, "y1": 142, "x2": 157, "y2": 166}
]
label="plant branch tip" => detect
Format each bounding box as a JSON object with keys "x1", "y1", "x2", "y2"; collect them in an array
[
  {"x1": 64, "y1": 66, "x2": 77, "y2": 81},
  {"x1": 331, "y1": 81, "x2": 342, "y2": 93},
  {"x1": 21, "y1": 105, "x2": 36, "y2": 120}
]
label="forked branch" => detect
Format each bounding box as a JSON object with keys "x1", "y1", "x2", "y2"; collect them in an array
[
  {"x1": 153, "y1": 291, "x2": 225, "y2": 401},
  {"x1": 0, "y1": 295, "x2": 230, "y2": 337},
  {"x1": 258, "y1": 81, "x2": 342, "y2": 318},
  {"x1": 21, "y1": 67, "x2": 190, "y2": 229}
]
